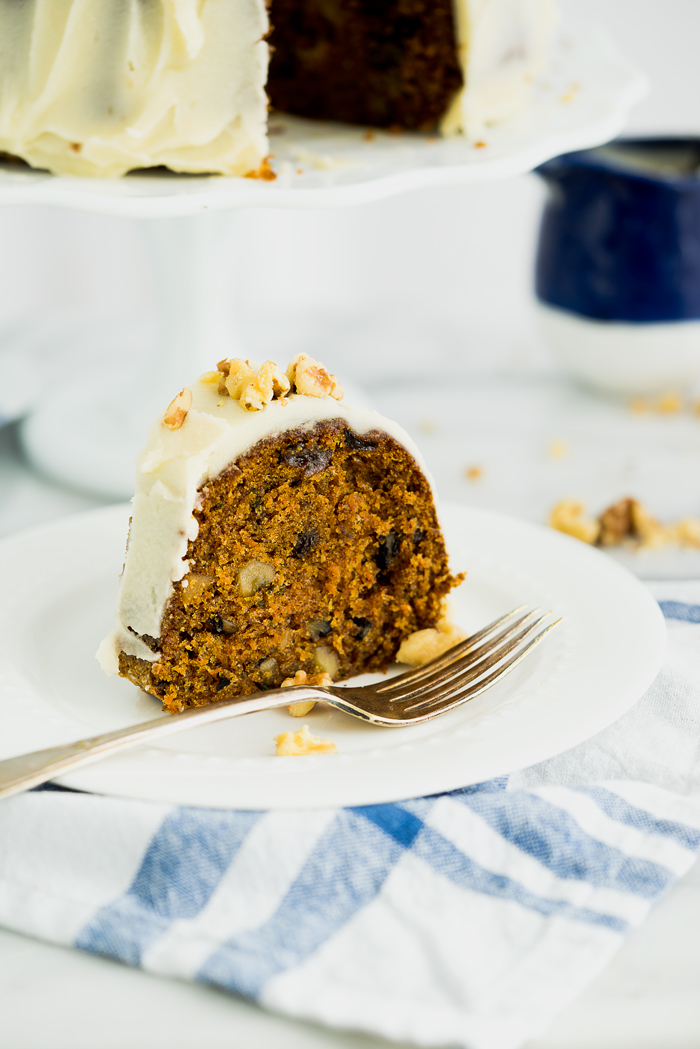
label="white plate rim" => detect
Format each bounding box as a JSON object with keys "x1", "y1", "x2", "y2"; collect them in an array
[{"x1": 0, "y1": 501, "x2": 665, "y2": 809}]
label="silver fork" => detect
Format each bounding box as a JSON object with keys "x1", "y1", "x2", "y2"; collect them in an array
[{"x1": 0, "y1": 606, "x2": 560, "y2": 800}]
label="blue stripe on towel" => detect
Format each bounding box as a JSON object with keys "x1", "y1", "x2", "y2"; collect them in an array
[
  {"x1": 452, "y1": 792, "x2": 675, "y2": 898},
  {"x1": 76, "y1": 809, "x2": 260, "y2": 965},
  {"x1": 659, "y1": 600, "x2": 700, "y2": 623},
  {"x1": 413, "y1": 825, "x2": 627, "y2": 932},
  {"x1": 198, "y1": 805, "x2": 420, "y2": 997},
  {"x1": 574, "y1": 787, "x2": 700, "y2": 851}
]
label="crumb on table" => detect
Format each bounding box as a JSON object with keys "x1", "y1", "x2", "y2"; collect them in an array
[
  {"x1": 547, "y1": 439, "x2": 569, "y2": 460},
  {"x1": 549, "y1": 500, "x2": 600, "y2": 544},
  {"x1": 628, "y1": 392, "x2": 684, "y2": 416},
  {"x1": 465, "y1": 465, "x2": 483, "y2": 481},
  {"x1": 549, "y1": 496, "x2": 700, "y2": 552}
]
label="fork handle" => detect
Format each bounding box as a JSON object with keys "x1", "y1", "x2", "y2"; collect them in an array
[{"x1": 0, "y1": 688, "x2": 323, "y2": 802}]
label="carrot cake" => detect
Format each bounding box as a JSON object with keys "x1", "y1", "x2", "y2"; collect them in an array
[
  {"x1": 0, "y1": 0, "x2": 557, "y2": 177},
  {"x1": 97, "y1": 355, "x2": 464, "y2": 713}
]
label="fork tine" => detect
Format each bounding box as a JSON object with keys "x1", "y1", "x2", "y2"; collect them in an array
[
  {"x1": 399, "y1": 615, "x2": 554, "y2": 712},
  {"x1": 379, "y1": 608, "x2": 545, "y2": 703},
  {"x1": 372, "y1": 604, "x2": 531, "y2": 697},
  {"x1": 385, "y1": 620, "x2": 561, "y2": 722}
]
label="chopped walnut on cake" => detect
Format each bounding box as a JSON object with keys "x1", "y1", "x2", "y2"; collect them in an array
[
  {"x1": 199, "y1": 354, "x2": 343, "y2": 411},
  {"x1": 163, "y1": 387, "x2": 192, "y2": 430},
  {"x1": 287, "y1": 354, "x2": 344, "y2": 401}
]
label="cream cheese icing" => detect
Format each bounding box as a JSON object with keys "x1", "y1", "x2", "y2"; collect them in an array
[
  {"x1": 97, "y1": 374, "x2": 435, "y2": 675},
  {"x1": 0, "y1": 0, "x2": 269, "y2": 177},
  {"x1": 443, "y1": 0, "x2": 559, "y2": 138}
]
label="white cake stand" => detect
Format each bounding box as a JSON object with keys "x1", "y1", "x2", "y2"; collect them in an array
[{"x1": 0, "y1": 17, "x2": 646, "y2": 498}]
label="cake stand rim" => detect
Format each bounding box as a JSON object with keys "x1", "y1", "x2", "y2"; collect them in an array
[{"x1": 0, "y1": 20, "x2": 647, "y2": 219}]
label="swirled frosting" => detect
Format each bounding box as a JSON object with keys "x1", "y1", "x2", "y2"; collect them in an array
[
  {"x1": 0, "y1": 0, "x2": 269, "y2": 177},
  {"x1": 443, "y1": 0, "x2": 558, "y2": 137}
]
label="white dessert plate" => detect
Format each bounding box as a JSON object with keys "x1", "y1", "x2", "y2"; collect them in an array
[
  {"x1": 0, "y1": 18, "x2": 645, "y2": 217},
  {"x1": 0, "y1": 501, "x2": 665, "y2": 809}
]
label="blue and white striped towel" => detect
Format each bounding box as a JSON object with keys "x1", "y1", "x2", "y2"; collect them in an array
[{"x1": 1, "y1": 581, "x2": 700, "y2": 1049}]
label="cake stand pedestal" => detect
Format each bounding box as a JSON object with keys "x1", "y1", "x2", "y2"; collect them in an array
[
  {"x1": 0, "y1": 16, "x2": 646, "y2": 498},
  {"x1": 20, "y1": 213, "x2": 242, "y2": 498}
]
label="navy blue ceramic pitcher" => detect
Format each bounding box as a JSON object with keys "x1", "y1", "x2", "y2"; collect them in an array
[{"x1": 534, "y1": 138, "x2": 700, "y2": 393}]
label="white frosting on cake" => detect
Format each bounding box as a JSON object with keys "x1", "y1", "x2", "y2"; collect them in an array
[
  {"x1": 0, "y1": 0, "x2": 269, "y2": 177},
  {"x1": 97, "y1": 378, "x2": 435, "y2": 675},
  {"x1": 444, "y1": 0, "x2": 558, "y2": 137}
]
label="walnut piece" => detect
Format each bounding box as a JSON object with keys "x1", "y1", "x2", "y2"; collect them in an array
[
  {"x1": 550, "y1": 496, "x2": 700, "y2": 552},
  {"x1": 286, "y1": 354, "x2": 343, "y2": 400},
  {"x1": 179, "y1": 573, "x2": 214, "y2": 606},
  {"x1": 163, "y1": 387, "x2": 193, "y2": 430},
  {"x1": 549, "y1": 500, "x2": 600, "y2": 544},
  {"x1": 673, "y1": 517, "x2": 700, "y2": 548},
  {"x1": 598, "y1": 498, "x2": 636, "y2": 546},
  {"x1": 221, "y1": 358, "x2": 256, "y2": 399},
  {"x1": 598, "y1": 498, "x2": 669, "y2": 549},
  {"x1": 275, "y1": 725, "x2": 337, "y2": 756},
  {"x1": 281, "y1": 669, "x2": 333, "y2": 716},
  {"x1": 208, "y1": 356, "x2": 343, "y2": 410},
  {"x1": 314, "y1": 644, "x2": 339, "y2": 678},
  {"x1": 238, "y1": 560, "x2": 275, "y2": 596},
  {"x1": 396, "y1": 622, "x2": 467, "y2": 667},
  {"x1": 240, "y1": 360, "x2": 290, "y2": 411},
  {"x1": 199, "y1": 370, "x2": 221, "y2": 385}
]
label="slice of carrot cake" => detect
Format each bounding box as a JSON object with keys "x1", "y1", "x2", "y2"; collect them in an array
[{"x1": 98, "y1": 355, "x2": 463, "y2": 713}]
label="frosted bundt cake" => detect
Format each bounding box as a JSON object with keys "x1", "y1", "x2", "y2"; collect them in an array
[
  {"x1": 98, "y1": 356, "x2": 463, "y2": 713},
  {"x1": 0, "y1": 0, "x2": 557, "y2": 177}
]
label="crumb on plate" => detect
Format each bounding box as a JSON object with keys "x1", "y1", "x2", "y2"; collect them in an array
[{"x1": 275, "y1": 725, "x2": 337, "y2": 756}]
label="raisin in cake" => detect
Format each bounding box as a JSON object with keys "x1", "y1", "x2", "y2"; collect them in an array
[
  {"x1": 97, "y1": 355, "x2": 464, "y2": 713},
  {"x1": 0, "y1": 0, "x2": 557, "y2": 177}
]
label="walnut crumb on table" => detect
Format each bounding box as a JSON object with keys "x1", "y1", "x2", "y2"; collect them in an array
[
  {"x1": 549, "y1": 497, "x2": 700, "y2": 551},
  {"x1": 628, "y1": 391, "x2": 684, "y2": 415},
  {"x1": 549, "y1": 500, "x2": 600, "y2": 544},
  {"x1": 275, "y1": 725, "x2": 337, "y2": 756},
  {"x1": 547, "y1": 439, "x2": 569, "y2": 460}
]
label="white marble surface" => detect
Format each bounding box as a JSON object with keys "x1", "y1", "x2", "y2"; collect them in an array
[{"x1": 1, "y1": 373, "x2": 700, "y2": 1046}]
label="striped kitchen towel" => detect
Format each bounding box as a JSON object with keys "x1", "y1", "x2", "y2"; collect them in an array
[{"x1": 1, "y1": 581, "x2": 700, "y2": 1049}]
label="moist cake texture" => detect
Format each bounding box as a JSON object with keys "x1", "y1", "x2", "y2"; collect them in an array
[
  {"x1": 99, "y1": 356, "x2": 463, "y2": 714},
  {"x1": 267, "y1": 0, "x2": 463, "y2": 131}
]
